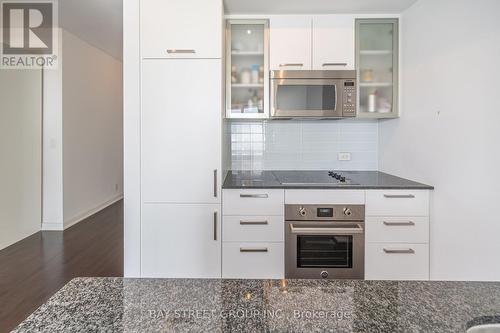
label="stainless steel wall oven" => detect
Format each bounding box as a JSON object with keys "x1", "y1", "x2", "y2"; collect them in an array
[{"x1": 285, "y1": 204, "x2": 365, "y2": 279}]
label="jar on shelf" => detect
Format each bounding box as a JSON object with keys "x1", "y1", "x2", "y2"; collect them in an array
[{"x1": 240, "y1": 68, "x2": 251, "y2": 84}]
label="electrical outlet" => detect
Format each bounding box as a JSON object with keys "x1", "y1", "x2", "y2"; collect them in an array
[
  {"x1": 114, "y1": 183, "x2": 119, "y2": 192},
  {"x1": 338, "y1": 152, "x2": 351, "y2": 161}
]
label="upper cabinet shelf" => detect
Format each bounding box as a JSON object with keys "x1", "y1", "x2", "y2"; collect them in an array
[
  {"x1": 225, "y1": 19, "x2": 270, "y2": 119},
  {"x1": 356, "y1": 18, "x2": 399, "y2": 118}
]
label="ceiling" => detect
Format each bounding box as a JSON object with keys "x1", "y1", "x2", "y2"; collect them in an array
[
  {"x1": 60, "y1": 0, "x2": 123, "y2": 60},
  {"x1": 224, "y1": 0, "x2": 419, "y2": 14}
]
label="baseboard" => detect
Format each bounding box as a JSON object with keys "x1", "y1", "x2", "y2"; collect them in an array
[
  {"x1": 42, "y1": 222, "x2": 64, "y2": 231},
  {"x1": 63, "y1": 195, "x2": 123, "y2": 230}
]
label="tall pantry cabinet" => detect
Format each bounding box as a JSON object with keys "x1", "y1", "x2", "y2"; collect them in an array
[{"x1": 125, "y1": 0, "x2": 223, "y2": 278}]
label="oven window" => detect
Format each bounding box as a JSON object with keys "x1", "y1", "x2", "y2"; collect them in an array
[
  {"x1": 276, "y1": 85, "x2": 336, "y2": 111},
  {"x1": 297, "y1": 235, "x2": 353, "y2": 268}
]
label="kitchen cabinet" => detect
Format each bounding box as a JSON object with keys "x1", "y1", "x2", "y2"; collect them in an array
[
  {"x1": 356, "y1": 18, "x2": 399, "y2": 118},
  {"x1": 142, "y1": 204, "x2": 221, "y2": 278},
  {"x1": 141, "y1": 0, "x2": 222, "y2": 59},
  {"x1": 269, "y1": 16, "x2": 312, "y2": 70},
  {"x1": 222, "y1": 242, "x2": 284, "y2": 279},
  {"x1": 141, "y1": 59, "x2": 222, "y2": 204},
  {"x1": 312, "y1": 15, "x2": 355, "y2": 70},
  {"x1": 222, "y1": 189, "x2": 285, "y2": 279},
  {"x1": 365, "y1": 243, "x2": 429, "y2": 280},
  {"x1": 226, "y1": 19, "x2": 269, "y2": 119},
  {"x1": 365, "y1": 189, "x2": 430, "y2": 280}
]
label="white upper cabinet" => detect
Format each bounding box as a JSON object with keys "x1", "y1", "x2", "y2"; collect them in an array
[
  {"x1": 270, "y1": 16, "x2": 312, "y2": 70},
  {"x1": 312, "y1": 15, "x2": 355, "y2": 70},
  {"x1": 141, "y1": 59, "x2": 222, "y2": 203},
  {"x1": 141, "y1": 0, "x2": 222, "y2": 59}
]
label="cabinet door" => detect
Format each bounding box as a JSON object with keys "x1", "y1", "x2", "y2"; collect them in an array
[
  {"x1": 312, "y1": 15, "x2": 355, "y2": 70},
  {"x1": 141, "y1": 0, "x2": 222, "y2": 59},
  {"x1": 142, "y1": 60, "x2": 221, "y2": 203},
  {"x1": 356, "y1": 18, "x2": 399, "y2": 118},
  {"x1": 270, "y1": 16, "x2": 312, "y2": 70},
  {"x1": 142, "y1": 204, "x2": 221, "y2": 278}
]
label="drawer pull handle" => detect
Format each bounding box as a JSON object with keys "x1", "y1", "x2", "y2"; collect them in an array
[
  {"x1": 240, "y1": 247, "x2": 268, "y2": 253},
  {"x1": 167, "y1": 49, "x2": 196, "y2": 54},
  {"x1": 322, "y1": 62, "x2": 348, "y2": 66},
  {"x1": 239, "y1": 194, "x2": 269, "y2": 198},
  {"x1": 383, "y1": 194, "x2": 415, "y2": 199},
  {"x1": 240, "y1": 220, "x2": 269, "y2": 225},
  {"x1": 383, "y1": 221, "x2": 415, "y2": 226},
  {"x1": 383, "y1": 248, "x2": 415, "y2": 254},
  {"x1": 279, "y1": 63, "x2": 303, "y2": 67}
]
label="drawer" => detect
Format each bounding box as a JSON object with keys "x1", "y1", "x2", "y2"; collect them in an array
[
  {"x1": 223, "y1": 216, "x2": 284, "y2": 242},
  {"x1": 222, "y1": 242, "x2": 284, "y2": 279},
  {"x1": 365, "y1": 190, "x2": 429, "y2": 216},
  {"x1": 285, "y1": 190, "x2": 365, "y2": 205},
  {"x1": 365, "y1": 243, "x2": 429, "y2": 280},
  {"x1": 223, "y1": 189, "x2": 284, "y2": 216},
  {"x1": 365, "y1": 216, "x2": 429, "y2": 243}
]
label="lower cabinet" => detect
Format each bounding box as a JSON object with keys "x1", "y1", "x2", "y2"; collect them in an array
[
  {"x1": 365, "y1": 243, "x2": 429, "y2": 280},
  {"x1": 141, "y1": 203, "x2": 221, "y2": 278},
  {"x1": 222, "y1": 242, "x2": 284, "y2": 279},
  {"x1": 222, "y1": 188, "x2": 285, "y2": 279},
  {"x1": 365, "y1": 189, "x2": 430, "y2": 280}
]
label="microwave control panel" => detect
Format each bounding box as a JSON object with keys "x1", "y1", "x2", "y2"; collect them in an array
[{"x1": 342, "y1": 80, "x2": 356, "y2": 116}]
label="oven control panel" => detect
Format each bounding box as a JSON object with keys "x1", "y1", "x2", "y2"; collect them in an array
[
  {"x1": 342, "y1": 80, "x2": 356, "y2": 117},
  {"x1": 285, "y1": 204, "x2": 365, "y2": 221}
]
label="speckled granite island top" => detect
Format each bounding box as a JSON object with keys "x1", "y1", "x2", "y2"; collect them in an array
[
  {"x1": 222, "y1": 170, "x2": 434, "y2": 190},
  {"x1": 13, "y1": 278, "x2": 500, "y2": 332}
]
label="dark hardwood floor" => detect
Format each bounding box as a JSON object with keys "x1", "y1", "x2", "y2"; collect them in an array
[{"x1": 0, "y1": 200, "x2": 123, "y2": 333}]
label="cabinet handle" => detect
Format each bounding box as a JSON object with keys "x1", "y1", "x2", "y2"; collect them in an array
[
  {"x1": 240, "y1": 220, "x2": 269, "y2": 225},
  {"x1": 239, "y1": 194, "x2": 269, "y2": 198},
  {"x1": 279, "y1": 63, "x2": 303, "y2": 67},
  {"x1": 213, "y1": 211, "x2": 218, "y2": 241},
  {"x1": 240, "y1": 247, "x2": 268, "y2": 253},
  {"x1": 383, "y1": 194, "x2": 415, "y2": 199},
  {"x1": 383, "y1": 221, "x2": 415, "y2": 226},
  {"x1": 213, "y1": 169, "x2": 217, "y2": 198},
  {"x1": 383, "y1": 248, "x2": 415, "y2": 254},
  {"x1": 167, "y1": 49, "x2": 196, "y2": 54},
  {"x1": 322, "y1": 63, "x2": 348, "y2": 66}
]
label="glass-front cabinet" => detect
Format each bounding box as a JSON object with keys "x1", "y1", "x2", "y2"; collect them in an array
[
  {"x1": 356, "y1": 18, "x2": 399, "y2": 118},
  {"x1": 226, "y1": 19, "x2": 269, "y2": 119}
]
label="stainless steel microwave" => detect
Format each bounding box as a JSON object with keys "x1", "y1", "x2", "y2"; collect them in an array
[{"x1": 270, "y1": 70, "x2": 357, "y2": 119}]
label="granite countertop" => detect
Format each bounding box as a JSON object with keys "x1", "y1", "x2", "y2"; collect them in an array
[
  {"x1": 222, "y1": 170, "x2": 434, "y2": 190},
  {"x1": 13, "y1": 278, "x2": 500, "y2": 332}
]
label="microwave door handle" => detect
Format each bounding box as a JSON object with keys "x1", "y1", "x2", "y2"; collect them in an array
[
  {"x1": 334, "y1": 84, "x2": 338, "y2": 112},
  {"x1": 289, "y1": 224, "x2": 364, "y2": 235}
]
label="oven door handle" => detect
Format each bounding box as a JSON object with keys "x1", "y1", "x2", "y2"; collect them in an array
[{"x1": 289, "y1": 224, "x2": 364, "y2": 235}]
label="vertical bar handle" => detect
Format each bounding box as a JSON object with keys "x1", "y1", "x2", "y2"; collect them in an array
[
  {"x1": 213, "y1": 211, "x2": 218, "y2": 241},
  {"x1": 213, "y1": 169, "x2": 218, "y2": 198}
]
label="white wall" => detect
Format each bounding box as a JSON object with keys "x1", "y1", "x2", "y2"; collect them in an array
[
  {"x1": 228, "y1": 120, "x2": 378, "y2": 170},
  {"x1": 0, "y1": 70, "x2": 42, "y2": 249},
  {"x1": 42, "y1": 29, "x2": 123, "y2": 230},
  {"x1": 379, "y1": 0, "x2": 500, "y2": 280},
  {"x1": 62, "y1": 30, "x2": 123, "y2": 228},
  {"x1": 42, "y1": 29, "x2": 64, "y2": 230}
]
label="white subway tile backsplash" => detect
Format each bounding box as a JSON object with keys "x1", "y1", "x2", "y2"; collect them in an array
[{"x1": 228, "y1": 120, "x2": 378, "y2": 171}]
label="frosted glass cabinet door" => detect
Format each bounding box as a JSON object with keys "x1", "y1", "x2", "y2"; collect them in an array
[
  {"x1": 141, "y1": 59, "x2": 222, "y2": 203},
  {"x1": 356, "y1": 18, "x2": 399, "y2": 118},
  {"x1": 226, "y1": 19, "x2": 269, "y2": 119}
]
